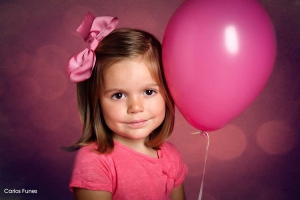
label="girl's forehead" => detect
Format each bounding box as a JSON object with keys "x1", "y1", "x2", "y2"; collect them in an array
[
  {"x1": 101, "y1": 58, "x2": 161, "y2": 88},
  {"x1": 105, "y1": 57, "x2": 158, "y2": 76}
]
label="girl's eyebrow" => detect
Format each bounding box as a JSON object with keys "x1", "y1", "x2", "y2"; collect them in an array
[
  {"x1": 104, "y1": 83, "x2": 159, "y2": 94},
  {"x1": 104, "y1": 88, "x2": 124, "y2": 94},
  {"x1": 145, "y1": 83, "x2": 159, "y2": 88}
]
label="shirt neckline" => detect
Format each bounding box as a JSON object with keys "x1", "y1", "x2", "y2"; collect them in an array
[{"x1": 114, "y1": 140, "x2": 163, "y2": 160}]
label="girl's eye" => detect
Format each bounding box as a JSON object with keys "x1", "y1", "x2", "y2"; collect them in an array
[
  {"x1": 112, "y1": 93, "x2": 126, "y2": 99},
  {"x1": 143, "y1": 89, "x2": 157, "y2": 96}
]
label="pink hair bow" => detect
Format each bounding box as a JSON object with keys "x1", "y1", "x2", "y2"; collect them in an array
[{"x1": 67, "y1": 12, "x2": 118, "y2": 82}]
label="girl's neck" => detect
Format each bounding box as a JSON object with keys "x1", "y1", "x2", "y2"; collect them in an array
[{"x1": 113, "y1": 135, "x2": 158, "y2": 158}]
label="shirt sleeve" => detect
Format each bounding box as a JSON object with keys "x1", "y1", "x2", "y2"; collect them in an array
[
  {"x1": 164, "y1": 142, "x2": 188, "y2": 188},
  {"x1": 69, "y1": 144, "x2": 114, "y2": 193}
]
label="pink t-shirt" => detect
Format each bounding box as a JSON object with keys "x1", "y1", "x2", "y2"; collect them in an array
[{"x1": 69, "y1": 141, "x2": 188, "y2": 200}]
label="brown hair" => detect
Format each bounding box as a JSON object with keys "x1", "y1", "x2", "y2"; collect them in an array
[{"x1": 67, "y1": 28, "x2": 174, "y2": 153}]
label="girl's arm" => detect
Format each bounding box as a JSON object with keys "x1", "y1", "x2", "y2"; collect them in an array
[
  {"x1": 170, "y1": 183, "x2": 186, "y2": 200},
  {"x1": 73, "y1": 188, "x2": 112, "y2": 200}
]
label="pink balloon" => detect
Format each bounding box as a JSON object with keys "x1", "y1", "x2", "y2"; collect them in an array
[{"x1": 162, "y1": 0, "x2": 276, "y2": 131}]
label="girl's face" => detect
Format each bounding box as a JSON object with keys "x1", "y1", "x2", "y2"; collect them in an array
[{"x1": 100, "y1": 58, "x2": 166, "y2": 144}]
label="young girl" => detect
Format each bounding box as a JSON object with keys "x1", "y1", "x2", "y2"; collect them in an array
[{"x1": 66, "y1": 12, "x2": 188, "y2": 200}]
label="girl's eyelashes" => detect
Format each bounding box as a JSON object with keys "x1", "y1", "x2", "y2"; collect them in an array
[
  {"x1": 111, "y1": 93, "x2": 126, "y2": 99},
  {"x1": 111, "y1": 89, "x2": 157, "y2": 99},
  {"x1": 143, "y1": 89, "x2": 157, "y2": 96}
]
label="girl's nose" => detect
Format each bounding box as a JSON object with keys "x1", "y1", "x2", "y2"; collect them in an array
[{"x1": 127, "y1": 96, "x2": 144, "y2": 114}]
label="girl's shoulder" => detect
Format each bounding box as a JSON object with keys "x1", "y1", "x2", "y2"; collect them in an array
[
  {"x1": 160, "y1": 141, "x2": 188, "y2": 184},
  {"x1": 160, "y1": 141, "x2": 182, "y2": 158},
  {"x1": 76, "y1": 142, "x2": 98, "y2": 155},
  {"x1": 160, "y1": 141, "x2": 179, "y2": 151},
  {"x1": 70, "y1": 143, "x2": 116, "y2": 193},
  {"x1": 160, "y1": 141, "x2": 176, "y2": 150},
  {"x1": 74, "y1": 143, "x2": 113, "y2": 165}
]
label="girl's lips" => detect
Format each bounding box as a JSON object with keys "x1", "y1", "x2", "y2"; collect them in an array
[{"x1": 126, "y1": 120, "x2": 147, "y2": 127}]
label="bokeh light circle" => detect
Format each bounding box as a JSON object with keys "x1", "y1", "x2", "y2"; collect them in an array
[
  {"x1": 32, "y1": 68, "x2": 68, "y2": 100},
  {"x1": 209, "y1": 124, "x2": 247, "y2": 160},
  {"x1": 34, "y1": 45, "x2": 69, "y2": 71},
  {"x1": 27, "y1": 45, "x2": 69, "y2": 100},
  {"x1": 256, "y1": 120, "x2": 297, "y2": 155}
]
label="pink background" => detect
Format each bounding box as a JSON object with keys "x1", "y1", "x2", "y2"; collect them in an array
[{"x1": 0, "y1": 0, "x2": 299, "y2": 199}]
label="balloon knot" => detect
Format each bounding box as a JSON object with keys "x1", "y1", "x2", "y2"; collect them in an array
[{"x1": 191, "y1": 131, "x2": 209, "y2": 139}]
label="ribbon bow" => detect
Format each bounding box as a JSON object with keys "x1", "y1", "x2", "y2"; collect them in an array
[{"x1": 67, "y1": 12, "x2": 118, "y2": 82}]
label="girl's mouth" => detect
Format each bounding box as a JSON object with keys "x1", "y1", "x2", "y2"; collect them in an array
[{"x1": 126, "y1": 120, "x2": 148, "y2": 127}]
